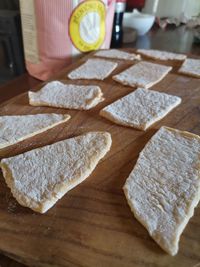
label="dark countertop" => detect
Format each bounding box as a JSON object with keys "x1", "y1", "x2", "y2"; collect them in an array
[{"x1": 124, "y1": 24, "x2": 200, "y2": 55}]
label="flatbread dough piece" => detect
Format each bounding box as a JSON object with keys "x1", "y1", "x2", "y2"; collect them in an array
[
  {"x1": 178, "y1": 58, "x2": 200, "y2": 78},
  {"x1": 68, "y1": 58, "x2": 118, "y2": 80},
  {"x1": 123, "y1": 126, "x2": 200, "y2": 255},
  {"x1": 137, "y1": 49, "x2": 186, "y2": 61},
  {"x1": 0, "y1": 132, "x2": 112, "y2": 213},
  {"x1": 113, "y1": 61, "x2": 172, "y2": 88},
  {"x1": 0, "y1": 113, "x2": 70, "y2": 149},
  {"x1": 29, "y1": 81, "x2": 104, "y2": 110},
  {"x1": 94, "y1": 49, "x2": 141, "y2": 60},
  {"x1": 100, "y1": 88, "x2": 181, "y2": 130}
]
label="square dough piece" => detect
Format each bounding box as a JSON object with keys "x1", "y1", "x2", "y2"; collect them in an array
[
  {"x1": 123, "y1": 126, "x2": 200, "y2": 255},
  {"x1": 100, "y1": 88, "x2": 181, "y2": 130},
  {"x1": 29, "y1": 81, "x2": 104, "y2": 110},
  {"x1": 94, "y1": 49, "x2": 141, "y2": 60},
  {"x1": 0, "y1": 113, "x2": 70, "y2": 149},
  {"x1": 113, "y1": 61, "x2": 172, "y2": 88},
  {"x1": 137, "y1": 49, "x2": 186, "y2": 61},
  {"x1": 68, "y1": 58, "x2": 118, "y2": 80},
  {"x1": 0, "y1": 132, "x2": 112, "y2": 213},
  {"x1": 178, "y1": 58, "x2": 200, "y2": 78}
]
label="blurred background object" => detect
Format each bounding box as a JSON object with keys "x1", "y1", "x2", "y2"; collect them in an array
[
  {"x1": 126, "y1": 0, "x2": 145, "y2": 11},
  {"x1": 121, "y1": 0, "x2": 200, "y2": 48},
  {"x1": 194, "y1": 28, "x2": 200, "y2": 44},
  {"x1": 0, "y1": 0, "x2": 25, "y2": 85},
  {"x1": 142, "y1": 0, "x2": 159, "y2": 14},
  {"x1": 111, "y1": 0, "x2": 126, "y2": 48},
  {"x1": 123, "y1": 9, "x2": 155, "y2": 35},
  {"x1": 154, "y1": 0, "x2": 200, "y2": 19},
  {"x1": 123, "y1": 27, "x2": 137, "y2": 43},
  {"x1": 0, "y1": 0, "x2": 19, "y2": 10},
  {"x1": 126, "y1": 0, "x2": 200, "y2": 19},
  {"x1": 123, "y1": 24, "x2": 200, "y2": 55}
]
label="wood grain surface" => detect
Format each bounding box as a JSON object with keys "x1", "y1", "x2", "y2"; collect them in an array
[{"x1": 0, "y1": 50, "x2": 200, "y2": 267}]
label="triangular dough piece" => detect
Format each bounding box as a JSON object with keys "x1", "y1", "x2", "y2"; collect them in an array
[
  {"x1": 1, "y1": 132, "x2": 112, "y2": 213},
  {"x1": 137, "y1": 49, "x2": 186, "y2": 61},
  {"x1": 68, "y1": 58, "x2": 118, "y2": 80},
  {"x1": 113, "y1": 61, "x2": 172, "y2": 88},
  {"x1": 123, "y1": 126, "x2": 200, "y2": 255},
  {"x1": 29, "y1": 81, "x2": 104, "y2": 110},
  {"x1": 0, "y1": 113, "x2": 71, "y2": 149},
  {"x1": 100, "y1": 88, "x2": 181, "y2": 130},
  {"x1": 178, "y1": 58, "x2": 200, "y2": 78},
  {"x1": 94, "y1": 49, "x2": 141, "y2": 61}
]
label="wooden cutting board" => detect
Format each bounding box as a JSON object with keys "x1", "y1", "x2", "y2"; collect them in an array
[{"x1": 0, "y1": 50, "x2": 200, "y2": 267}]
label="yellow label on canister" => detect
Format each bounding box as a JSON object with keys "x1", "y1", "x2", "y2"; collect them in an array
[{"x1": 69, "y1": 0, "x2": 106, "y2": 52}]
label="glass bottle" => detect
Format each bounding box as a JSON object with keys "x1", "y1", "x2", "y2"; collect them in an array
[{"x1": 111, "y1": 0, "x2": 126, "y2": 48}]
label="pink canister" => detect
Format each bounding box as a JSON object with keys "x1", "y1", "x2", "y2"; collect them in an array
[{"x1": 20, "y1": 0, "x2": 116, "y2": 80}]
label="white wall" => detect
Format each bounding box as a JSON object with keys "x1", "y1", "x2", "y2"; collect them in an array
[
  {"x1": 155, "y1": 0, "x2": 200, "y2": 18},
  {"x1": 186, "y1": 0, "x2": 200, "y2": 17}
]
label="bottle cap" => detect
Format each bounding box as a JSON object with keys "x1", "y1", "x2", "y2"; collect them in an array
[{"x1": 115, "y1": 0, "x2": 126, "y2": 12}]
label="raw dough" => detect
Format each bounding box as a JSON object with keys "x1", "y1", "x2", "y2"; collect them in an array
[
  {"x1": 1, "y1": 132, "x2": 112, "y2": 213},
  {"x1": 137, "y1": 49, "x2": 186, "y2": 61},
  {"x1": 0, "y1": 113, "x2": 70, "y2": 149},
  {"x1": 123, "y1": 126, "x2": 200, "y2": 255},
  {"x1": 29, "y1": 81, "x2": 104, "y2": 110},
  {"x1": 94, "y1": 49, "x2": 141, "y2": 60},
  {"x1": 113, "y1": 61, "x2": 172, "y2": 88},
  {"x1": 178, "y1": 58, "x2": 200, "y2": 78},
  {"x1": 68, "y1": 58, "x2": 118, "y2": 80},
  {"x1": 100, "y1": 88, "x2": 181, "y2": 130}
]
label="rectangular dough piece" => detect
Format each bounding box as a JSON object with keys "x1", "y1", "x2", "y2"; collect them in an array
[
  {"x1": 100, "y1": 88, "x2": 181, "y2": 130},
  {"x1": 113, "y1": 61, "x2": 172, "y2": 88},
  {"x1": 68, "y1": 58, "x2": 118, "y2": 80},
  {"x1": 178, "y1": 58, "x2": 200, "y2": 78},
  {"x1": 94, "y1": 49, "x2": 141, "y2": 61},
  {"x1": 29, "y1": 81, "x2": 104, "y2": 110},
  {"x1": 0, "y1": 113, "x2": 70, "y2": 149},
  {"x1": 137, "y1": 49, "x2": 186, "y2": 61},
  {"x1": 0, "y1": 132, "x2": 112, "y2": 213},
  {"x1": 123, "y1": 126, "x2": 200, "y2": 255}
]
